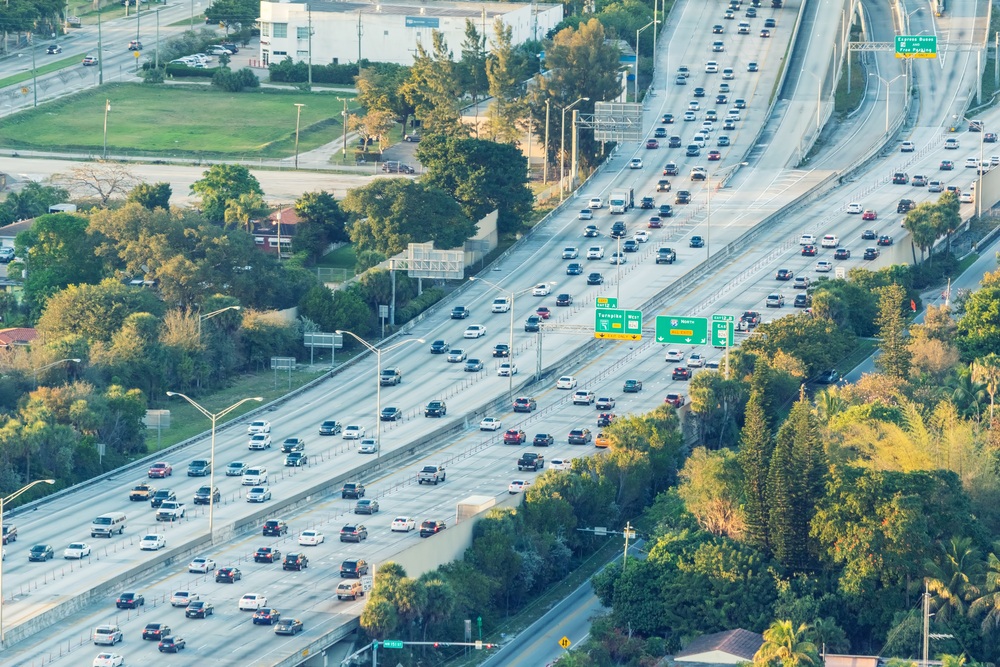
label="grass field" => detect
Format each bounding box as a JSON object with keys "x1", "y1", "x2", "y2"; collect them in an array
[
  {"x1": 169, "y1": 13, "x2": 206, "y2": 26},
  {"x1": 0, "y1": 54, "x2": 81, "y2": 90},
  {"x1": 0, "y1": 82, "x2": 357, "y2": 158}
]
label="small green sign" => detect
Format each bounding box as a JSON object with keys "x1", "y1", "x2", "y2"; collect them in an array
[
  {"x1": 712, "y1": 321, "x2": 735, "y2": 347},
  {"x1": 595, "y1": 308, "x2": 643, "y2": 340},
  {"x1": 596, "y1": 296, "x2": 618, "y2": 309},
  {"x1": 655, "y1": 316, "x2": 707, "y2": 344},
  {"x1": 383, "y1": 640, "x2": 404, "y2": 649},
  {"x1": 712, "y1": 314, "x2": 735, "y2": 322},
  {"x1": 895, "y1": 35, "x2": 937, "y2": 58}
]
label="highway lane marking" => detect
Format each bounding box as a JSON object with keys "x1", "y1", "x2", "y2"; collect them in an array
[{"x1": 501, "y1": 591, "x2": 601, "y2": 667}]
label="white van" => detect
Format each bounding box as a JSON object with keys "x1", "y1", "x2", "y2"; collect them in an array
[
  {"x1": 243, "y1": 466, "x2": 268, "y2": 486},
  {"x1": 91, "y1": 512, "x2": 127, "y2": 538}
]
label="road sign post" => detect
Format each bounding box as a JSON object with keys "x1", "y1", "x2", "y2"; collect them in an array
[
  {"x1": 895, "y1": 35, "x2": 937, "y2": 58},
  {"x1": 711, "y1": 315, "x2": 735, "y2": 379},
  {"x1": 595, "y1": 308, "x2": 642, "y2": 340},
  {"x1": 559, "y1": 637, "x2": 572, "y2": 650},
  {"x1": 654, "y1": 316, "x2": 708, "y2": 344}
]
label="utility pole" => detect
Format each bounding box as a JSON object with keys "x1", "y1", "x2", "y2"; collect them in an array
[
  {"x1": 922, "y1": 580, "x2": 929, "y2": 667},
  {"x1": 337, "y1": 96, "x2": 349, "y2": 161},
  {"x1": 307, "y1": 5, "x2": 313, "y2": 86},
  {"x1": 543, "y1": 99, "x2": 550, "y2": 184},
  {"x1": 31, "y1": 38, "x2": 36, "y2": 107},
  {"x1": 155, "y1": 10, "x2": 159, "y2": 69},
  {"x1": 190, "y1": 0, "x2": 193, "y2": 29},
  {"x1": 294, "y1": 103, "x2": 305, "y2": 169},
  {"x1": 103, "y1": 99, "x2": 110, "y2": 159},
  {"x1": 136, "y1": 0, "x2": 141, "y2": 42},
  {"x1": 357, "y1": 10, "x2": 362, "y2": 64},
  {"x1": 98, "y1": 11, "x2": 104, "y2": 85}
]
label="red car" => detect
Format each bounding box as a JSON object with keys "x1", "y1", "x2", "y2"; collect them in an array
[
  {"x1": 665, "y1": 393, "x2": 686, "y2": 407},
  {"x1": 648, "y1": 217, "x2": 662, "y2": 228},
  {"x1": 801, "y1": 245, "x2": 817, "y2": 256},
  {"x1": 503, "y1": 429, "x2": 526, "y2": 445},
  {"x1": 536, "y1": 307, "x2": 551, "y2": 319},
  {"x1": 707, "y1": 150, "x2": 721, "y2": 161},
  {"x1": 148, "y1": 462, "x2": 172, "y2": 478},
  {"x1": 862, "y1": 209, "x2": 877, "y2": 220},
  {"x1": 646, "y1": 139, "x2": 659, "y2": 149}
]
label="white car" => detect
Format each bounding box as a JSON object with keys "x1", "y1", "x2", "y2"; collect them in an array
[
  {"x1": 247, "y1": 420, "x2": 271, "y2": 434},
  {"x1": 684, "y1": 110, "x2": 697, "y2": 121},
  {"x1": 189, "y1": 557, "x2": 216, "y2": 572},
  {"x1": 93, "y1": 654, "x2": 125, "y2": 667},
  {"x1": 688, "y1": 101, "x2": 700, "y2": 111},
  {"x1": 557, "y1": 376, "x2": 578, "y2": 389},
  {"x1": 701, "y1": 121, "x2": 714, "y2": 133},
  {"x1": 846, "y1": 203, "x2": 862, "y2": 214},
  {"x1": 550, "y1": 459, "x2": 573, "y2": 471},
  {"x1": 533, "y1": 284, "x2": 551, "y2": 296},
  {"x1": 630, "y1": 158, "x2": 643, "y2": 169},
  {"x1": 247, "y1": 486, "x2": 272, "y2": 502},
  {"x1": 491, "y1": 298, "x2": 511, "y2": 313},
  {"x1": 171, "y1": 591, "x2": 199, "y2": 607},
  {"x1": 960, "y1": 191, "x2": 974, "y2": 203},
  {"x1": 901, "y1": 141, "x2": 914, "y2": 152},
  {"x1": 464, "y1": 325, "x2": 487, "y2": 338},
  {"x1": 358, "y1": 439, "x2": 378, "y2": 454},
  {"x1": 589, "y1": 197, "x2": 603, "y2": 209},
  {"x1": 248, "y1": 433, "x2": 271, "y2": 450},
  {"x1": 821, "y1": 234, "x2": 838, "y2": 248},
  {"x1": 239, "y1": 593, "x2": 268, "y2": 611},
  {"x1": 563, "y1": 247, "x2": 579, "y2": 259},
  {"x1": 587, "y1": 247, "x2": 605, "y2": 259},
  {"x1": 705, "y1": 60, "x2": 719, "y2": 73},
  {"x1": 688, "y1": 353, "x2": 704, "y2": 367},
  {"x1": 633, "y1": 230, "x2": 649, "y2": 243},
  {"x1": 498, "y1": 363, "x2": 517, "y2": 377},
  {"x1": 965, "y1": 157, "x2": 979, "y2": 168},
  {"x1": 480, "y1": 417, "x2": 502, "y2": 431},
  {"x1": 665, "y1": 349, "x2": 684, "y2": 362},
  {"x1": 343, "y1": 425, "x2": 365, "y2": 439},
  {"x1": 391, "y1": 517, "x2": 416, "y2": 532},
  {"x1": 579, "y1": 209, "x2": 594, "y2": 220},
  {"x1": 243, "y1": 466, "x2": 267, "y2": 485},
  {"x1": 799, "y1": 234, "x2": 816, "y2": 245},
  {"x1": 610, "y1": 252, "x2": 626, "y2": 265},
  {"x1": 63, "y1": 542, "x2": 90, "y2": 559},
  {"x1": 299, "y1": 530, "x2": 325, "y2": 546},
  {"x1": 509, "y1": 480, "x2": 531, "y2": 494},
  {"x1": 816, "y1": 260, "x2": 832, "y2": 272},
  {"x1": 140, "y1": 534, "x2": 166, "y2": 551}
]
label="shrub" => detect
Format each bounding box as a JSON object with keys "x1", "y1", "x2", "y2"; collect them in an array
[
  {"x1": 166, "y1": 64, "x2": 217, "y2": 79},
  {"x1": 211, "y1": 67, "x2": 261, "y2": 92},
  {"x1": 396, "y1": 287, "x2": 444, "y2": 323}
]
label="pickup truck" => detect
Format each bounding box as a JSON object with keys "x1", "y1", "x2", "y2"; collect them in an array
[
  {"x1": 417, "y1": 465, "x2": 446, "y2": 485},
  {"x1": 156, "y1": 501, "x2": 186, "y2": 521},
  {"x1": 129, "y1": 483, "x2": 156, "y2": 501},
  {"x1": 517, "y1": 452, "x2": 545, "y2": 471}
]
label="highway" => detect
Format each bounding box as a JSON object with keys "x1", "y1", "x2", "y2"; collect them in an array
[{"x1": 4, "y1": 0, "x2": 992, "y2": 662}]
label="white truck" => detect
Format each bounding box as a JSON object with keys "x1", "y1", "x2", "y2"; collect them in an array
[
  {"x1": 609, "y1": 188, "x2": 634, "y2": 214},
  {"x1": 417, "y1": 465, "x2": 446, "y2": 485},
  {"x1": 156, "y1": 501, "x2": 186, "y2": 522},
  {"x1": 491, "y1": 297, "x2": 511, "y2": 313}
]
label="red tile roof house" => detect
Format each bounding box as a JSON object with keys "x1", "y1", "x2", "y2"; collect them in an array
[
  {"x1": 0, "y1": 328, "x2": 38, "y2": 349},
  {"x1": 253, "y1": 208, "x2": 299, "y2": 256}
]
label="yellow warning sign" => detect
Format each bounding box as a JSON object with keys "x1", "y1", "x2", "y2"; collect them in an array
[{"x1": 559, "y1": 637, "x2": 571, "y2": 649}]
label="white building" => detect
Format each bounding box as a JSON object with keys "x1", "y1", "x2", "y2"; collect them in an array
[{"x1": 258, "y1": 0, "x2": 563, "y2": 67}]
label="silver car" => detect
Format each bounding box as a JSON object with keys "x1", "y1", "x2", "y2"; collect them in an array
[
  {"x1": 171, "y1": 591, "x2": 199, "y2": 607},
  {"x1": 358, "y1": 439, "x2": 378, "y2": 454},
  {"x1": 447, "y1": 349, "x2": 467, "y2": 363},
  {"x1": 246, "y1": 487, "x2": 272, "y2": 503}
]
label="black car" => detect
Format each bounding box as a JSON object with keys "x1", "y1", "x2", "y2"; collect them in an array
[
  {"x1": 143, "y1": 623, "x2": 170, "y2": 640},
  {"x1": 676, "y1": 190, "x2": 691, "y2": 204},
  {"x1": 816, "y1": 369, "x2": 840, "y2": 384},
  {"x1": 713, "y1": 24, "x2": 724, "y2": 32},
  {"x1": 587, "y1": 273, "x2": 604, "y2": 285},
  {"x1": 185, "y1": 601, "x2": 214, "y2": 618},
  {"x1": 584, "y1": 226, "x2": 600, "y2": 237},
  {"x1": 556, "y1": 294, "x2": 574, "y2": 306},
  {"x1": 776, "y1": 269, "x2": 793, "y2": 280},
  {"x1": 533, "y1": 433, "x2": 554, "y2": 446},
  {"x1": 430, "y1": 340, "x2": 449, "y2": 353},
  {"x1": 319, "y1": 420, "x2": 342, "y2": 435},
  {"x1": 801, "y1": 245, "x2": 817, "y2": 256},
  {"x1": 834, "y1": 248, "x2": 851, "y2": 259},
  {"x1": 623, "y1": 240, "x2": 639, "y2": 252},
  {"x1": 794, "y1": 294, "x2": 811, "y2": 308},
  {"x1": 597, "y1": 413, "x2": 615, "y2": 427},
  {"x1": 216, "y1": 567, "x2": 242, "y2": 583},
  {"x1": 283, "y1": 553, "x2": 308, "y2": 571},
  {"x1": 623, "y1": 379, "x2": 643, "y2": 392},
  {"x1": 280, "y1": 438, "x2": 305, "y2": 453},
  {"x1": 253, "y1": 608, "x2": 281, "y2": 625},
  {"x1": 640, "y1": 196, "x2": 655, "y2": 209},
  {"x1": 254, "y1": 547, "x2": 281, "y2": 563},
  {"x1": 158, "y1": 636, "x2": 186, "y2": 653},
  {"x1": 28, "y1": 544, "x2": 54, "y2": 561},
  {"x1": 661, "y1": 114, "x2": 674, "y2": 124},
  {"x1": 380, "y1": 407, "x2": 401, "y2": 421},
  {"x1": 568, "y1": 428, "x2": 592, "y2": 444},
  {"x1": 746, "y1": 6, "x2": 757, "y2": 15},
  {"x1": 187, "y1": 459, "x2": 210, "y2": 476},
  {"x1": 878, "y1": 235, "x2": 893, "y2": 246},
  {"x1": 716, "y1": 94, "x2": 728, "y2": 104},
  {"x1": 425, "y1": 400, "x2": 447, "y2": 417},
  {"x1": 117, "y1": 592, "x2": 145, "y2": 609},
  {"x1": 46, "y1": 44, "x2": 62, "y2": 54},
  {"x1": 659, "y1": 204, "x2": 673, "y2": 217},
  {"x1": 275, "y1": 619, "x2": 304, "y2": 635},
  {"x1": 150, "y1": 489, "x2": 176, "y2": 508},
  {"x1": 193, "y1": 486, "x2": 220, "y2": 505},
  {"x1": 863, "y1": 247, "x2": 880, "y2": 260},
  {"x1": 263, "y1": 520, "x2": 288, "y2": 537},
  {"x1": 420, "y1": 520, "x2": 447, "y2": 537},
  {"x1": 340, "y1": 524, "x2": 368, "y2": 542},
  {"x1": 689, "y1": 235, "x2": 704, "y2": 248},
  {"x1": 672, "y1": 367, "x2": 692, "y2": 380},
  {"x1": 341, "y1": 558, "x2": 370, "y2": 578},
  {"x1": 450, "y1": 306, "x2": 470, "y2": 319},
  {"x1": 694, "y1": 87, "x2": 705, "y2": 97},
  {"x1": 342, "y1": 482, "x2": 365, "y2": 499},
  {"x1": 861, "y1": 229, "x2": 877, "y2": 240},
  {"x1": 668, "y1": 135, "x2": 683, "y2": 148}
]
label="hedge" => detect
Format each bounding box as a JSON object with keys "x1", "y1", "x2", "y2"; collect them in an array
[
  {"x1": 165, "y1": 64, "x2": 218, "y2": 78},
  {"x1": 396, "y1": 287, "x2": 445, "y2": 323}
]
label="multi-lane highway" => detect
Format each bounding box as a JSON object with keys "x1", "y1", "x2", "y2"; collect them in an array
[{"x1": 4, "y1": 0, "x2": 993, "y2": 663}]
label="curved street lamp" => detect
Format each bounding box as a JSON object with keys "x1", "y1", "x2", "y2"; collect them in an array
[
  {"x1": 33, "y1": 358, "x2": 80, "y2": 388},
  {"x1": 198, "y1": 305, "x2": 242, "y2": 344}
]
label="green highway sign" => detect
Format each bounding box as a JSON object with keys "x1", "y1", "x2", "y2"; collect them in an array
[
  {"x1": 712, "y1": 320, "x2": 735, "y2": 347},
  {"x1": 595, "y1": 308, "x2": 643, "y2": 340},
  {"x1": 895, "y1": 35, "x2": 937, "y2": 58},
  {"x1": 655, "y1": 316, "x2": 708, "y2": 345},
  {"x1": 596, "y1": 296, "x2": 618, "y2": 309},
  {"x1": 383, "y1": 640, "x2": 404, "y2": 649},
  {"x1": 712, "y1": 314, "x2": 734, "y2": 322}
]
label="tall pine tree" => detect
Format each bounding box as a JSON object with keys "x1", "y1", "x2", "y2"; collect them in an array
[
  {"x1": 875, "y1": 282, "x2": 912, "y2": 379},
  {"x1": 739, "y1": 358, "x2": 774, "y2": 551},
  {"x1": 789, "y1": 387, "x2": 826, "y2": 564},
  {"x1": 767, "y1": 416, "x2": 801, "y2": 568}
]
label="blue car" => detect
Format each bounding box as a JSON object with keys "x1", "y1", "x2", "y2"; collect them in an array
[{"x1": 566, "y1": 263, "x2": 583, "y2": 275}]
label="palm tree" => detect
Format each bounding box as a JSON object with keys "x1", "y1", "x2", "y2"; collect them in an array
[
  {"x1": 970, "y1": 543, "x2": 1000, "y2": 631},
  {"x1": 814, "y1": 388, "x2": 846, "y2": 425},
  {"x1": 925, "y1": 536, "x2": 983, "y2": 621},
  {"x1": 948, "y1": 368, "x2": 987, "y2": 419},
  {"x1": 223, "y1": 192, "x2": 267, "y2": 234},
  {"x1": 972, "y1": 354, "x2": 1000, "y2": 422},
  {"x1": 753, "y1": 620, "x2": 819, "y2": 667},
  {"x1": 807, "y1": 617, "x2": 849, "y2": 653}
]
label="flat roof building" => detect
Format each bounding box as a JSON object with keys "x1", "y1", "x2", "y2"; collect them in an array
[{"x1": 258, "y1": 0, "x2": 563, "y2": 67}]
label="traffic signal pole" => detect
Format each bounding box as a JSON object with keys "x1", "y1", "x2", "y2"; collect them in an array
[{"x1": 342, "y1": 640, "x2": 499, "y2": 666}]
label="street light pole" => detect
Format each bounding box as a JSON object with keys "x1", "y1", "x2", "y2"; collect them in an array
[
  {"x1": 294, "y1": 103, "x2": 305, "y2": 170},
  {"x1": 635, "y1": 20, "x2": 659, "y2": 103},
  {"x1": 560, "y1": 97, "x2": 588, "y2": 202},
  {"x1": 337, "y1": 97, "x2": 349, "y2": 162},
  {"x1": 33, "y1": 358, "x2": 80, "y2": 388},
  {"x1": 103, "y1": 99, "x2": 110, "y2": 160},
  {"x1": 869, "y1": 73, "x2": 904, "y2": 133},
  {"x1": 165, "y1": 393, "x2": 262, "y2": 543},
  {"x1": 198, "y1": 305, "x2": 241, "y2": 345},
  {"x1": 1, "y1": 479, "x2": 56, "y2": 646},
  {"x1": 335, "y1": 332, "x2": 423, "y2": 460}
]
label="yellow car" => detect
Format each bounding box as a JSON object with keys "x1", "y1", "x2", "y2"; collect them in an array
[{"x1": 595, "y1": 432, "x2": 611, "y2": 448}]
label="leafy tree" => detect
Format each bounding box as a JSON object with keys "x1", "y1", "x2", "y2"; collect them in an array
[
  {"x1": 957, "y1": 286, "x2": 1000, "y2": 361},
  {"x1": 355, "y1": 249, "x2": 387, "y2": 274},
  {"x1": 401, "y1": 31, "x2": 468, "y2": 137},
  {"x1": 211, "y1": 67, "x2": 260, "y2": 92},
  {"x1": 416, "y1": 135, "x2": 534, "y2": 234},
  {"x1": 677, "y1": 447, "x2": 744, "y2": 538},
  {"x1": 348, "y1": 110, "x2": 396, "y2": 153},
  {"x1": 126, "y1": 182, "x2": 172, "y2": 211},
  {"x1": 204, "y1": 0, "x2": 257, "y2": 33},
  {"x1": 354, "y1": 64, "x2": 415, "y2": 136},
  {"x1": 190, "y1": 164, "x2": 263, "y2": 222},
  {"x1": 291, "y1": 191, "x2": 349, "y2": 262},
  {"x1": 457, "y1": 19, "x2": 488, "y2": 136},
  {"x1": 741, "y1": 313, "x2": 855, "y2": 377},
  {"x1": 36, "y1": 278, "x2": 164, "y2": 342},
  {"x1": 0, "y1": 181, "x2": 69, "y2": 223},
  {"x1": 767, "y1": 407, "x2": 804, "y2": 568},
  {"x1": 90, "y1": 312, "x2": 165, "y2": 396},
  {"x1": 875, "y1": 284, "x2": 912, "y2": 380},
  {"x1": 807, "y1": 617, "x2": 849, "y2": 653},
  {"x1": 903, "y1": 202, "x2": 939, "y2": 263},
  {"x1": 485, "y1": 18, "x2": 526, "y2": 143},
  {"x1": 934, "y1": 191, "x2": 962, "y2": 253},
  {"x1": 223, "y1": 192, "x2": 267, "y2": 233},
  {"x1": 972, "y1": 353, "x2": 1000, "y2": 421},
  {"x1": 343, "y1": 179, "x2": 477, "y2": 255},
  {"x1": 740, "y1": 358, "x2": 774, "y2": 550},
  {"x1": 753, "y1": 620, "x2": 819, "y2": 667}
]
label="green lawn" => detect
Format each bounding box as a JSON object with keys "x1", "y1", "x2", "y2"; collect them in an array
[
  {"x1": 0, "y1": 82, "x2": 357, "y2": 158},
  {"x1": 0, "y1": 54, "x2": 81, "y2": 90},
  {"x1": 316, "y1": 244, "x2": 357, "y2": 271},
  {"x1": 835, "y1": 48, "x2": 865, "y2": 113},
  {"x1": 169, "y1": 13, "x2": 206, "y2": 26}
]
